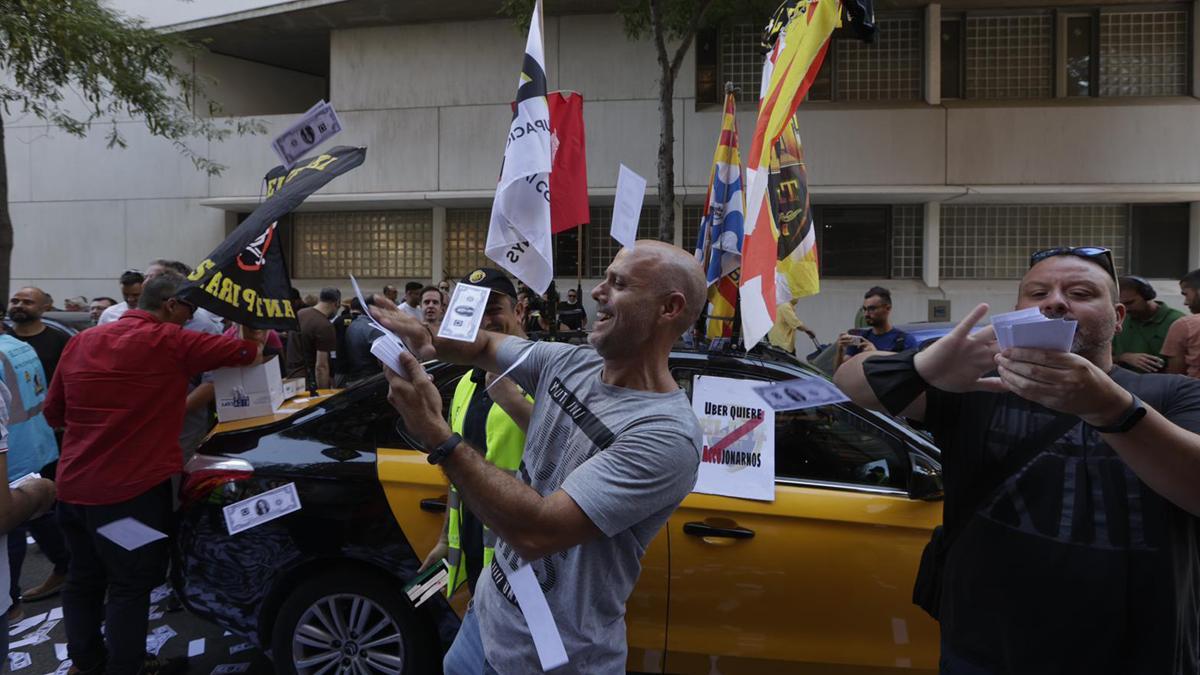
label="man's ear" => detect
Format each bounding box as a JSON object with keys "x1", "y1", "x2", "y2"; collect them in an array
[
  {"x1": 662, "y1": 291, "x2": 687, "y2": 322},
  {"x1": 1113, "y1": 301, "x2": 1126, "y2": 331}
]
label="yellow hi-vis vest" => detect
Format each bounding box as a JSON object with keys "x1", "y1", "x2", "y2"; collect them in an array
[{"x1": 444, "y1": 370, "x2": 528, "y2": 596}]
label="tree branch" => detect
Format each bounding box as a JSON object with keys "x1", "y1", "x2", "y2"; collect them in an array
[{"x1": 668, "y1": 0, "x2": 718, "y2": 81}]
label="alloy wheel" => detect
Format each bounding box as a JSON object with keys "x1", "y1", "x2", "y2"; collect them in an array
[{"x1": 291, "y1": 593, "x2": 406, "y2": 675}]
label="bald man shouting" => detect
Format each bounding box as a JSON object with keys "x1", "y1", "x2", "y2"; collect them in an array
[{"x1": 373, "y1": 242, "x2": 706, "y2": 674}]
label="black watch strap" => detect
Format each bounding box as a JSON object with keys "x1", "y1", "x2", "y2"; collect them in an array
[
  {"x1": 1093, "y1": 393, "x2": 1147, "y2": 434},
  {"x1": 427, "y1": 432, "x2": 462, "y2": 465}
]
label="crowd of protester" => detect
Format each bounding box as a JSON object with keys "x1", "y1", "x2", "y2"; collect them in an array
[{"x1": 1, "y1": 247, "x2": 1198, "y2": 675}]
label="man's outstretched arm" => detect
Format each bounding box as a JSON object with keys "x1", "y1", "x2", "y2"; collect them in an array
[
  {"x1": 384, "y1": 351, "x2": 600, "y2": 561},
  {"x1": 371, "y1": 296, "x2": 508, "y2": 374},
  {"x1": 834, "y1": 303, "x2": 1004, "y2": 422}
]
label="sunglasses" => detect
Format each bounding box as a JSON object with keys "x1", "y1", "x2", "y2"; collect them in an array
[{"x1": 1029, "y1": 246, "x2": 1118, "y2": 289}]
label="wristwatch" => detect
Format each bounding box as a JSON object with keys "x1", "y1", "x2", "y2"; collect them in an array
[
  {"x1": 1093, "y1": 393, "x2": 1147, "y2": 434},
  {"x1": 426, "y1": 432, "x2": 462, "y2": 465}
]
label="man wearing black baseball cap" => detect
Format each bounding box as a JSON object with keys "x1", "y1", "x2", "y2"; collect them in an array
[{"x1": 420, "y1": 268, "x2": 533, "y2": 598}]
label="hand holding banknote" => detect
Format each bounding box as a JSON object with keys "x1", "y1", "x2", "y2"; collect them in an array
[{"x1": 368, "y1": 295, "x2": 438, "y2": 361}]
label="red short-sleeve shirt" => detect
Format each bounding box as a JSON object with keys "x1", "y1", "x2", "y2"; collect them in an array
[{"x1": 44, "y1": 310, "x2": 258, "y2": 505}]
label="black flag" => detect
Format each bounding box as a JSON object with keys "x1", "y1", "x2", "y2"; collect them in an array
[{"x1": 180, "y1": 146, "x2": 367, "y2": 331}]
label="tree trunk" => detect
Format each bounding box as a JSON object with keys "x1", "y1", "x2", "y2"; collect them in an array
[
  {"x1": 657, "y1": 67, "x2": 676, "y2": 242},
  {"x1": 0, "y1": 117, "x2": 12, "y2": 304}
]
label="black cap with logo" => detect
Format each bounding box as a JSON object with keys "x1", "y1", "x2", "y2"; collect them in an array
[{"x1": 460, "y1": 268, "x2": 518, "y2": 301}]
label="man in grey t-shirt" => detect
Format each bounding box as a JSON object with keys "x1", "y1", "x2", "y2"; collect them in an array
[{"x1": 373, "y1": 241, "x2": 707, "y2": 673}]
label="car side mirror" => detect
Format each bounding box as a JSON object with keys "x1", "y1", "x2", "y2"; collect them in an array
[{"x1": 907, "y1": 450, "x2": 943, "y2": 501}]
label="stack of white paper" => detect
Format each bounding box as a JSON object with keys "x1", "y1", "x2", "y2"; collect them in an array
[{"x1": 992, "y1": 307, "x2": 1077, "y2": 352}]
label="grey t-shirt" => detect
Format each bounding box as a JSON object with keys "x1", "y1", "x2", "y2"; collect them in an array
[{"x1": 474, "y1": 337, "x2": 701, "y2": 674}]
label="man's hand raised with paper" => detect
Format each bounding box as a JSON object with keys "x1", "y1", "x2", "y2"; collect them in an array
[{"x1": 912, "y1": 303, "x2": 1006, "y2": 394}]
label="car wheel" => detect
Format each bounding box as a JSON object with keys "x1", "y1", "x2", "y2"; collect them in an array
[{"x1": 271, "y1": 569, "x2": 434, "y2": 675}]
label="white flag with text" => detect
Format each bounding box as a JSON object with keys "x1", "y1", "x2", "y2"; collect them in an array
[{"x1": 486, "y1": 0, "x2": 554, "y2": 294}]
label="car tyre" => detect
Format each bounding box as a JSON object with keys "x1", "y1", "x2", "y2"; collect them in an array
[{"x1": 271, "y1": 568, "x2": 436, "y2": 675}]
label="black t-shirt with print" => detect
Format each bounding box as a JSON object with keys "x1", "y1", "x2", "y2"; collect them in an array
[{"x1": 926, "y1": 368, "x2": 1200, "y2": 675}]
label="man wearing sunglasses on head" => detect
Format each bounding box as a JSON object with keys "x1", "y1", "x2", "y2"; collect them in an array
[
  {"x1": 836, "y1": 246, "x2": 1200, "y2": 675},
  {"x1": 45, "y1": 271, "x2": 268, "y2": 675}
]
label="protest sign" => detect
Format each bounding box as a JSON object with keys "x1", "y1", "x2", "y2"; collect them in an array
[{"x1": 691, "y1": 375, "x2": 775, "y2": 501}]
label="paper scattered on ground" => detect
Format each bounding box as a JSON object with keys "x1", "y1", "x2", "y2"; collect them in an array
[
  {"x1": 150, "y1": 585, "x2": 172, "y2": 604},
  {"x1": 11, "y1": 620, "x2": 57, "y2": 649},
  {"x1": 229, "y1": 643, "x2": 254, "y2": 655},
  {"x1": 46, "y1": 607, "x2": 62, "y2": 622},
  {"x1": 53, "y1": 644, "x2": 67, "y2": 661},
  {"x1": 50, "y1": 658, "x2": 73, "y2": 675},
  {"x1": 222, "y1": 483, "x2": 302, "y2": 536},
  {"x1": 146, "y1": 624, "x2": 177, "y2": 656},
  {"x1": 211, "y1": 663, "x2": 251, "y2": 674},
  {"x1": 9, "y1": 612, "x2": 47, "y2": 636},
  {"x1": 188, "y1": 638, "x2": 207, "y2": 657},
  {"x1": 96, "y1": 518, "x2": 167, "y2": 551},
  {"x1": 8, "y1": 651, "x2": 31, "y2": 670}
]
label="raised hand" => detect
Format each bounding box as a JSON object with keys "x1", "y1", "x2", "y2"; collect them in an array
[
  {"x1": 369, "y1": 295, "x2": 438, "y2": 360},
  {"x1": 914, "y1": 303, "x2": 1007, "y2": 393},
  {"x1": 384, "y1": 350, "x2": 451, "y2": 450}
]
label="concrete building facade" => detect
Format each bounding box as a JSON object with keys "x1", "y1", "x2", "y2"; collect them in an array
[{"x1": 7, "y1": 0, "x2": 1200, "y2": 340}]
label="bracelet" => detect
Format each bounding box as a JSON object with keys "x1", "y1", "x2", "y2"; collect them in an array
[
  {"x1": 861, "y1": 349, "x2": 929, "y2": 415},
  {"x1": 427, "y1": 432, "x2": 462, "y2": 465}
]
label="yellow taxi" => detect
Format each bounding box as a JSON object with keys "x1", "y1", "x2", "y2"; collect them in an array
[{"x1": 175, "y1": 347, "x2": 942, "y2": 674}]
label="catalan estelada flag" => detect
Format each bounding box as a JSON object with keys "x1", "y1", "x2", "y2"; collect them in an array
[
  {"x1": 739, "y1": 0, "x2": 840, "y2": 347},
  {"x1": 693, "y1": 92, "x2": 745, "y2": 338}
]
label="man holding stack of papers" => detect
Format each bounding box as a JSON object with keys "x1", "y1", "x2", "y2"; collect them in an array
[{"x1": 835, "y1": 246, "x2": 1200, "y2": 675}]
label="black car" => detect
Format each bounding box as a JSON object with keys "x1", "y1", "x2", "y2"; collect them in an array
[{"x1": 173, "y1": 347, "x2": 944, "y2": 674}]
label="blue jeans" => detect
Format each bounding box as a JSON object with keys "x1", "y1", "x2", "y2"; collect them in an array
[{"x1": 443, "y1": 607, "x2": 500, "y2": 675}]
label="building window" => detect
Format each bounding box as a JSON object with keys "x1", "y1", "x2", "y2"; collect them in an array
[
  {"x1": 1063, "y1": 14, "x2": 1096, "y2": 97},
  {"x1": 1099, "y1": 9, "x2": 1189, "y2": 97},
  {"x1": 1130, "y1": 204, "x2": 1189, "y2": 278},
  {"x1": 292, "y1": 210, "x2": 433, "y2": 279},
  {"x1": 940, "y1": 204, "x2": 1127, "y2": 279},
  {"x1": 585, "y1": 206, "x2": 660, "y2": 277},
  {"x1": 813, "y1": 205, "x2": 890, "y2": 277},
  {"x1": 445, "y1": 208, "x2": 490, "y2": 280},
  {"x1": 891, "y1": 205, "x2": 924, "y2": 279},
  {"x1": 682, "y1": 205, "x2": 707, "y2": 256},
  {"x1": 965, "y1": 14, "x2": 1054, "y2": 99},
  {"x1": 833, "y1": 16, "x2": 923, "y2": 101},
  {"x1": 718, "y1": 21, "x2": 765, "y2": 101},
  {"x1": 552, "y1": 227, "x2": 584, "y2": 279},
  {"x1": 703, "y1": 15, "x2": 922, "y2": 104},
  {"x1": 941, "y1": 18, "x2": 965, "y2": 98}
]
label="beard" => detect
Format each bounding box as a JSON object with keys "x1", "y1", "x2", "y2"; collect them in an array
[
  {"x1": 1046, "y1": 309, "x2": 1116, "y2": 359},
  {"x1": 7, "y1": 310, "x2": 33, "y2": 323}
]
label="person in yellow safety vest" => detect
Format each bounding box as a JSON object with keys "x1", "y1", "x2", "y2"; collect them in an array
[{"x1": 420, "y1": 268, "x2": 534, "y2": 596}]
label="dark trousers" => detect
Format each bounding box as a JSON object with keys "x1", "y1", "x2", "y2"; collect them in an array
[
  {"x1": 58, "y1": 482, "x2": 172, "y2": 675},
  {"x1": 7, "y1": 512, "x2": 72, "y2": 604}
]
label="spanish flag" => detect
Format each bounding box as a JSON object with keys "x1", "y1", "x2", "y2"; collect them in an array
[{"x1": 740, "y1": 0, "x2": 840, "y2": 347}]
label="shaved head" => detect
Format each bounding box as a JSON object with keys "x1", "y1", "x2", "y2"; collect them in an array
[{"x1": 627, "y1": 241, "x2": 707, "y2": 332}]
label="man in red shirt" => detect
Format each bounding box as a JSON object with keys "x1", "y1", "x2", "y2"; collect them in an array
[{"x1": 44, "y1": 273, "x2": 263, "y2": 675}]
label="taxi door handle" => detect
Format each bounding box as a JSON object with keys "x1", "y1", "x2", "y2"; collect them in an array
[
  {"x1": 683, "y1": 522, "x2": 754, "y2": 539},
  {"x1": 420, "y1": 498, "x2": 447, "y2": 513}
]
